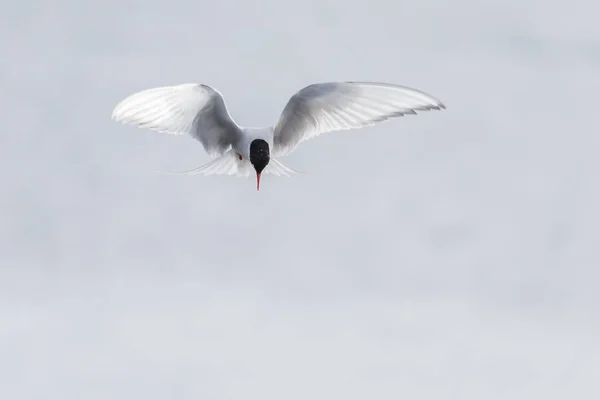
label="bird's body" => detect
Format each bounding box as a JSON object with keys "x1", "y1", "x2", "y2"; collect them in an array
[
  {"x1": 233, "y1": 126, "x2": 273, "y2": 161},
  {"x1": 111, "y1": 81, "x2": 446, "y2": 190}
]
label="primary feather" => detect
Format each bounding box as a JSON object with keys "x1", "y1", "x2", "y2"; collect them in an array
[
  {"x1": 111, "y1": 83, "x2": 241, "y2": 157},
  {"x1": 271, "y1": 81, "x2": 445, "y2": 156}
]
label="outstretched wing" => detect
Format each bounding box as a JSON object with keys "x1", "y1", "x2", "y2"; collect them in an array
[
  {"x1": 111, "y1": 83, "x2": 241, "y2": 157},
  {"x1": 272, "y1": 81, "x2": 445, "y2": 156}
]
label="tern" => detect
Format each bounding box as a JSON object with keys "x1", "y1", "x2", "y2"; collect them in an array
[{"x1": 111, "y1": 81, "x2": 446, "y2": 190}]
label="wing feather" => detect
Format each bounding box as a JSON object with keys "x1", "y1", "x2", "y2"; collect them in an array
[
  {"x1": 111, "y1": 83, "x2": 240, "y2": 157},
  {"x1": 272, "y1": 81, "x2": 445, "y2": 156}
]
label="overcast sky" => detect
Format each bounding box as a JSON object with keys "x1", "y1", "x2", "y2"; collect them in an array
[{"x1": 1, "y1": 0, "x2": 599, "y2": 399}]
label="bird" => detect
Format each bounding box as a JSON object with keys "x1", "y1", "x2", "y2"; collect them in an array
[{"x1": 111, "y1": 81, "x2": 446, "y2": 190}]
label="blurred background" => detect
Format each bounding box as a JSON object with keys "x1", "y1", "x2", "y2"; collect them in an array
[{"x1": 1, "y1": 0, "x2": 599, "y2": 399}]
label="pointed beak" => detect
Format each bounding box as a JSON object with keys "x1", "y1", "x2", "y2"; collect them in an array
[{"x1": 256, "y1": 173, "x2": 261, "y2": 191}]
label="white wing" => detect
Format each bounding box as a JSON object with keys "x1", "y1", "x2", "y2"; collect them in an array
[
  {"x1": 272, "y1": 81, "x2": 446, "y2": 156},
  {"x1": 111, "y1": 83, "x2": 241, "y2": 157}
]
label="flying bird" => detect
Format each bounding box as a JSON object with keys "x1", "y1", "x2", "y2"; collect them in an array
[{"x1": 111, "y1": 81, "x2": 446, "y2": 190}]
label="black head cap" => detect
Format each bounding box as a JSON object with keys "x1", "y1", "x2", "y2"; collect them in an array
[{"x1": 249, "y1": 139, "x2": 270, "y2": 174}]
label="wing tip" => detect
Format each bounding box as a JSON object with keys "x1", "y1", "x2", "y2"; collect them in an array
[
  {"x1": 110, "y1": 106, "x2": 121, "y2": 121},
  {"x1": 349, "y1": 80, "x2": 447, "y2": 110}
]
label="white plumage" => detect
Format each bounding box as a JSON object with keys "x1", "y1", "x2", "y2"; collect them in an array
[{"x1": 111, "y1": 81, "x2": 445, "y2": 188}]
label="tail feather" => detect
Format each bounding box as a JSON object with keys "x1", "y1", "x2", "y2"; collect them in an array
[
  {"x1": 157, "y1": 149, "x2": 243, "y2": 176},
  {"x1": 264, "y1": 158, "x2": 304, "y2": 177},
  {"x1": 157, "y1": 150, "x2": 302, "y2": 178}
]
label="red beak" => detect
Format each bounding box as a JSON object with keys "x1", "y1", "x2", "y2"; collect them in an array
[{"x1": 256, "y1": 173, "x2": 261, "y2": 191}]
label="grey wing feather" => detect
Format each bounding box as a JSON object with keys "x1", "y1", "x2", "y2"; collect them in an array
[
  {"x1": 272, "y1": 81, "x2": 446, "y2": 156},
  {"x1": 111, "y1": 83, "x2": 241, "y2": 157}
]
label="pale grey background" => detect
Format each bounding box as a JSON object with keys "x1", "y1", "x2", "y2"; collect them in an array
[{"x1": 1, "y1": 0, "x2": 599, "y2": 399}]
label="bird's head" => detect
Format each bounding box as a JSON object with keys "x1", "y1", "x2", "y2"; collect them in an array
[{"x1": 249, "y1": 139, "x2": 270, "y2": 190}]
